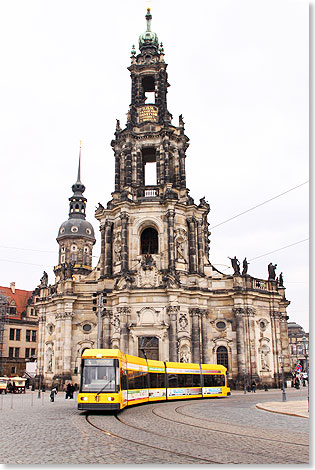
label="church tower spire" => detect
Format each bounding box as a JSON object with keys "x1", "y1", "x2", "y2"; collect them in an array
[
  {"x1": 69, "y1": 144, "x2": 87, "y2": 219},
  {"x1": 55, "y1": 144, "x2": 96, "y2": 279}
]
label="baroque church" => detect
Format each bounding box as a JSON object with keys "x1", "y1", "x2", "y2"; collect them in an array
[{"x1": 35, "y1": 9, "x2": 290, "y2": 389}]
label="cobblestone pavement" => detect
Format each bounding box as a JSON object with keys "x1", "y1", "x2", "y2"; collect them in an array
[{"x1": 0, "y1": 388, "x2": 309, "y2": 465}]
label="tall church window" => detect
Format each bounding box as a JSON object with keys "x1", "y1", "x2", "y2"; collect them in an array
[
  {"x1": 141, "y1": 227, "x2": 158, "y2": 254},
  {"x1": 142, "y1": 147, "x2": 157, "y2": 186},
  {"x1": 217, "y1": 346, "x2": 228, "y2": 370},
  {"x1": 142, "y1": 75, "x2": 155, "y2": 104},
  {"x1": 138, "y1": 336, "x2": 159, "y2": 360}
]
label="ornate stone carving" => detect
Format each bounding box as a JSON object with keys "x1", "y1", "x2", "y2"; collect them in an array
[
  {"x1": 111, "y1": 314, "x2": 120, "y2": 333},
  {"x1": 167, "y1": 306, "x2": 180, "y2": 315},
  {"x1": 232, "y1": 307, "x2": 246, "y2": 316},
  {"x1": 175, "y1": 228, "x2": 187, "y2": 262},
  {"x1": 177, "y1": 313, "x2": 187, "y2": 330},
  {"x1": 117, "y1": 307, "x2": 131, "y2": 315},
  {"x1": 113, "y1": 232, "x2": 122, "y2": 264},
  {"x1": 179, "y1": 345, "x2": 191, "y2": 363},
  {"x1": 46, "y1": 346, "x2": 53, "y2": 373},
  {"x1": 46, "y1": 323, "x2": 55, "y2": 335},
  {"x1": 137, "y1": 259, "x2": 159, "y2": 287},
  {"x1": 189, "y1": 307, "x2": 207, "y2": 317},
  {"x1": 245, "y1": 307, "x2": 256, "y2": 316}
]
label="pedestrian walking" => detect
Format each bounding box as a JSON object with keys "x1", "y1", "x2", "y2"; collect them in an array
[
  {"x1": 69, "y1": 383, "x2": 75, "y2": 399},
  {"x1": 251, "y1": 381, "x2": 256, "y2": 393},
  {"x1": 65, "y1": 382, "x2": 71, "y2": 399},
  {"x1": 50, "y1": 387, "x2": 57, "y2": 402}
]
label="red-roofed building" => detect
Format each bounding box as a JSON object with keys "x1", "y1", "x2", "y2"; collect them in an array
[{"x1": 0, "y1": 283, "x2": 38, "y2": 377}]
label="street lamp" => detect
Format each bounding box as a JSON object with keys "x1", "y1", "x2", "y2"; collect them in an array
[
  {"x1": 37, "y1": 366, "x2": 42, "y2": 399},
  {"x1": 279, "y1": 355, "x2": 286, "y2": 402},
  {"x1": 302, "y1": 335, "x2": 309, "y2": 412}
]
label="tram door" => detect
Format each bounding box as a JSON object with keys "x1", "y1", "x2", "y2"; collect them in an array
[{"x1": 138, "y1": 337, "x2": 159, "y2": 360}]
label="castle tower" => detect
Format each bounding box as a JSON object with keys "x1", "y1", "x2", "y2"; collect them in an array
[{"x1": 55, "y1": 146, "x2": 96, "y2": 281}]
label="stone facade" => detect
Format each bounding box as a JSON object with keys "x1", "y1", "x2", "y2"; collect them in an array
[{"x1": 35, "y1": 9, "x2": 291, "y2": 389}]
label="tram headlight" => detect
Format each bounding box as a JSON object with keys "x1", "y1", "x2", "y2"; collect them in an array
[
  {"x1": 108, "y1": 397, "x2": 114, "y2": 401},
  {"x1": 81, "y1": 396, "x2": 88, "y2": 401}
]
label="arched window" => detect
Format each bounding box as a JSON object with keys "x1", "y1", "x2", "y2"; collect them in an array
[
  {"x1": 141, "y1": 227, "x2": 158, "y2": 254},
  {"x1": 217, "y1": 346, "x2": 228, "y2": 370}
]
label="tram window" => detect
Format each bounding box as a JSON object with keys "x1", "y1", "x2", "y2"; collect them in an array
[
  {"x1": 168, "y1": 374, "x2": 178, "y2": 388},
  {"x1": 121, "y1": 370, "x2": 127, "y2": 390},
  {"x1": 149, "y1": 372, "x2": 165, "y2": 388},
  {"x1": 192, "y1": 374, "x2": 201, "y2": 387},
  {"x1": 203, "y1": 374, "x2": 225, "y2": 387},
  {"x1": 127, "y1": 370, "x2": 148, "y2": 389},
  {"x1": 178, "y1": 374, "x2": 185, "y2": 387},
  {"x1": 81, "y1": 362, "x2": 117, "y2": 392}
]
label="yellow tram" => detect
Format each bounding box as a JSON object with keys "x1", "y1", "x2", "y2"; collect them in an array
[{"x1": 78, "y1": 349, "x2": 230, "y2": 411}]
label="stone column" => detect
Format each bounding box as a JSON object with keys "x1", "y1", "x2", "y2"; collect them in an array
[
  {"x1": 136, "y1": 149, "x2": 143, "y2": 187},
  {"x1": 189, "y1": 308, "x2": 201, "y2": 363},
  {"x1": 54, "y1": 307, "x2": 63, "y2": 374},
  {"x1": 197, "y1": 219, "x2": 204, "y2": 275},
  {"x1": 247, "y1": 307, "x2": 258, "y2": 379},
  {"x1": 234, "y1": 308, "x2": 246, "y2": 377},
  {"x1": 120, "y1": 212, "x2": 129, "y2": 272},
  {"x1": 103, "y1": 311, "x2": 112, "y2": 349},
  {"x1": 63, "y1": 305, "x2": 74, "y2": 376},
  {"x1": 159, "y1": 145, "x2": 165, "y2": 186},
  {"x1": 117, "y1": 307, "x2": 130, "y2": 353},
  {"x1": 272, "y1": 311, "x2": 282, "y2": 384},
  {"x1": 125, "y1": 146, "x2": 132, "y2": 186},
  {"x1": 114, "y1": 151, "x2": 120, "y2": 192},
  {"x1": 167, "y1": 209, "x2": 175, "y2": 272},
  {"x1": 167, "y1": 306, "x2": 179, "y2": 362},
  {"x1": 187, "y1": 217, "x2": 197, "y2": 273},
  {"x1": 179, "y1": 148, "x2": 186, "y2": 188},
  {"x1": 37, "y1": 309, "x2": 46, "y2": 373},
  {"x1": 104, "y1": 221, "x2": 113, "y2": 276},
  {"x1": 163, "y1": 139, "x2": 170, "y2": 183},
  {"x1": 201, "y1": 310, "x2": 209, "y2": 363},
  {"x1": 100, "y1": 225, "x2": 105, "y2": 277}
]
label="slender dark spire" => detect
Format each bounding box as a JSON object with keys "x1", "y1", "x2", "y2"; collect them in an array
[
  {"x1": 76, "y1": 141, "x2": 82, "y2": 184},
  {"x1": 69, "y1": 143, "x2": 87, "y2": 219}
]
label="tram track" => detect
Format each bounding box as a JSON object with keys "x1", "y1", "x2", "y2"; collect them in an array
[
  {"x1": 85, "y1": 412, "x2": 222, "y2": 464},
  {"x1": 151, "y1": 402, "x2": 309, "y2": 448},
  {"x1": 84, "y1": 399, "x2": 308, "y2": 464}
]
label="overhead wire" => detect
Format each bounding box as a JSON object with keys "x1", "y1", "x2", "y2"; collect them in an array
[{"x1": 209, "y1": 181, "x2": 308, "y2": 230}]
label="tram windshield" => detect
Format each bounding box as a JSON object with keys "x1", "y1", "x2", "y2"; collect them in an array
[{"x1": 81, "y1": 358, "x2": 119, "y2": 393}]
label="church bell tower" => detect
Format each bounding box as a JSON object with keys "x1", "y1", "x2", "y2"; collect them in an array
[
  {"x1": 94, "y1": 9, "x2": 212, "y2": 361},
  {"x1": 96, "y1": 8, "x2": 211, "y2": 284}
]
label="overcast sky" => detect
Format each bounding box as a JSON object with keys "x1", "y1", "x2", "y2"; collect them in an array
[{"x1": 0, "y1": 0, "x2": 309, "y2": 330}]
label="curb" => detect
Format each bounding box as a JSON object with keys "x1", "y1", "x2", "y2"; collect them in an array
[{"x1": 256, "y1": 403, "x2": 309, "y2": 419}]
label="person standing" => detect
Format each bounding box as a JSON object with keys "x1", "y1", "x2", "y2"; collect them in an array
[
  {"x1": 50, "y1": 387, "x2": 57, "y2": 402},
  {"x1": 251, "y1": 381, "x2": 256, "y2": 393}
]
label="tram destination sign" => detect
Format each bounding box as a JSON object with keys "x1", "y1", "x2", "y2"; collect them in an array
[{"x1": 138, "y1": 105, "x2": 158, "y2": 123}]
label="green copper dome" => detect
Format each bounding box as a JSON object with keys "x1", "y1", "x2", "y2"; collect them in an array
[{"x1": 139, "y1": 8, "x2": 159, "y2": 50}]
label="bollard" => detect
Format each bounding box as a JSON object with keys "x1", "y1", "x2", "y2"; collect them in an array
[
  {"x1": 10, "y1": 394, "x2": 13, "y2": 409},
  {"x1": 31, "y1": 392, "x2": 34, "y2": 407}
]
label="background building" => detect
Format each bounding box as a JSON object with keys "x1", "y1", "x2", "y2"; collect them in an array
[
  {"x1": 288, "y1": 322, "x2": 309, "y2": 373},
  {"x1": 0, "y1": 282, "x2": 38, "y2": 377},
  {"x1": 35, "y1": 9, "x2": 291, "y2": 390}
]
